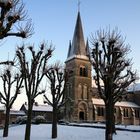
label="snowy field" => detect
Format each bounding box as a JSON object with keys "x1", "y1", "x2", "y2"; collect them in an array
[{"x1": 0, "y1": 124, "x2": 140, "y2": 140}]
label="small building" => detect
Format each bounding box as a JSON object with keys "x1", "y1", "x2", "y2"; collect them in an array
[
  {"x1": 8, "y1": 110, "x2": 25, "y2": 124},
  {"x1": 20, "y1": 103, "x2": 53, "y2": 122},
  {"x1": 0, "y1": 106, "x2": 25, "y2": 127},
  {"x1": 92, "y1": 98, "x2": 140, "y2": 125}
]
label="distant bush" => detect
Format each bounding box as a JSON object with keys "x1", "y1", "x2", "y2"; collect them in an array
[
  {"x1": 15, "y1": 116, "x2": 27, "y2": 125},
  {"x1": 33, "y1": 115, "x2": 46, "y2": 124}
]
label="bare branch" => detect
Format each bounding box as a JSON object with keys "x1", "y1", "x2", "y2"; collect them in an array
[
  {"x1": 0, "y1": 0, "x2": 33, "y2": 39},
  {"x1": 44, "y1": 62, "x2": 67, "y2": 108},
  {"x1": 43, "y1": 94, "x2": 53, "y2": 106}
]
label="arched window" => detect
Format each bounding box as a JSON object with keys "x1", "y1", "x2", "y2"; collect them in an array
[
  {"x1": 123, "y1": 108, "x2": 129, "y2": 117},
  {"x1": 83, "y1": 67, "x2": 86, "y2": 76},
  {"x1": 97, "y1": 107, "x2": 104, "y2": 116},
  {"x1": 80, "y1": 67, "x2": 83, "y2": 76},
  {"x1": 135, "y1": 109, "x2": 140, "y2": 118},
  {"x1": 79, "y1": 65, "x2": 88, "y2": 77}
]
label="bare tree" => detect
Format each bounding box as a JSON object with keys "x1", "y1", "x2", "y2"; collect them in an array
[
  {"x1": 0, "y1": 0, "x2": 33, "y2": 72},
  {"x1": 16, "y1": 43, "x2": 53, "y2": 140},
  {"x1": 0, "y1": 65, "x2": 23, "y2": 137},
  {"x1": 44, "y1": 62, "x2": 67, "y2": 139},
  {"x1": 0, "y1": 0, "x2": 33, "y2": 39},
  {"x1": 90, "y1": 29, "x2": 137, "y2": 140}
]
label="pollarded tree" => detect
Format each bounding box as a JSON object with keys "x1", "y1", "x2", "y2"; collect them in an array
[
  {"x1": 16, "y1": 43, "x2": 53, "y2": 140},
  {"x1": 91, "y1": 29, "x2": 138, "y2": 140},
  {"x1": 44, "y1": 62, "x2": 68, "y2": 139},
  {"x1": 0, "y1": 0, "x2": 33, "y2": 39},
  {"x1": 0, "y1": 65, "x2": 23, "y2": 137},
  {"x1": 0, "y1": 0, "x2": 33, "y2": 69}
]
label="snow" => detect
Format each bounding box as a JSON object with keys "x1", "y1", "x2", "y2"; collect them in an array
[
  {"x1": 92, "y1": 98, "x2": 140, "y2": 108},
  {"x1": 115, "y1": 101, "x2": 140, "y2": 108},
  {"x1": 32, "y1": 105, "x2": 53, "y2": 112},
  {"x1": 0, "y1": 108, "x2": 25, "y2": 115},
  {"x1": 23, "y1": 104, "x2": 53, "y2": 112},
  {"x1": 66, "y1": 54, "x2": 89, "y2": 62},
  {"x1": 8, "y1": 110, "x2": 25, "y2": 115},
  {"x1": 0, "y1": 124, "x2": 140, "y2": 140},
  {"x1": 0, "y1": 106, "x2": 5, "y2": 111}
]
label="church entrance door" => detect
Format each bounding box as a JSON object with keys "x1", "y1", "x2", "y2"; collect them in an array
[{"x1": 79, "y1": 111, "x2": 85, "y2": 120}]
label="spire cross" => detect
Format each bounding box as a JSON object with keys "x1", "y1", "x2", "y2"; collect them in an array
[{"x1": 78, "y1": 0, "x2": 81, "y2": 12}]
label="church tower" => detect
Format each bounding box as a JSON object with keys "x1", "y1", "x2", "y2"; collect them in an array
[{"x1": 65, "y1": 12, "x2": 93, "y2": 122}]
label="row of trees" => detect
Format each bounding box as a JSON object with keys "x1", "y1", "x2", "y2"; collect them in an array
[
  {"x1": 0, "y1": 0, "x2": 31, "y2": 138},
  {"x1": 0, "y1": 1, "x2": 67, "y2": 140},
  {"x1": 0, "y1": 44, "x2": 67, "y2": 140}
]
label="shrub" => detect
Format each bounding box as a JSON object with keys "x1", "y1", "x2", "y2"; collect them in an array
[
  {"x1": 15, "y1": 116, "x2": 27, "y2": 125},
  {"x1": 33, "y1": 115, "x2": 46, "y2": 124}
]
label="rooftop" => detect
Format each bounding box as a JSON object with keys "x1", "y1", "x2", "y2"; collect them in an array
[
  {"x1": 66, "y1": 12, "x2": 89, "y2": 62},
  {"x1": 23, "y1": 104, "x2": 53, "y2": 112},
  {"x1": 92, "y1": 98, "x2": 140, "y2": 108}
]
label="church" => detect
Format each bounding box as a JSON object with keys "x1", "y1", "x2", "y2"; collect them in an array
[{"x1": 64, "y1": 11, "x2": 140, "y2": 125}]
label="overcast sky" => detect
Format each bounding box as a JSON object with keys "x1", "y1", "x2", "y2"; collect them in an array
[{"x1": 0, "y1": 0, "x2": 140, "y2": 109}]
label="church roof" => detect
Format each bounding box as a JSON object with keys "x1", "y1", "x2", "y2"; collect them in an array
[
  {"x1": 21, "y1": 103, "x2": 53, "y2": 112},
  {"x1": 66, "y1": 12, "x2": 90, "y2": 61},
  {"x1": 0, "y1": 106, "x2": 5, "y2": 111},
  {"x1": 92, "y1": 98, "x2": 140, "y2": 108}
]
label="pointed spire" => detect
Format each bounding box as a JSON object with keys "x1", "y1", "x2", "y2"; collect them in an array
[
  {"x1": 86, "y1": 38, "x2": 90, "y2": 57},
  {"x1": 67, "y1": 12, "x2": 87, "y2": 60},
  {"x1": 78, "y1": 0, "x2": 81, "y2": 12},
  {"x1": 67, "y1": 40, "x2": 72, "y2": 58}
]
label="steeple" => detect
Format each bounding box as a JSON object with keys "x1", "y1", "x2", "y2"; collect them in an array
[
  {"x1": 86, "y1": 39, "x2": 90, "y2": 57},
  {"x1": 67, "y1": 12, "x2": 89, "y2": 61},
  {"x1": 65, "y1": 11, "x2": 93, "y2": 122},
  {"x1": 67, "y1": 40, "x2": 72, "y2": 58}
]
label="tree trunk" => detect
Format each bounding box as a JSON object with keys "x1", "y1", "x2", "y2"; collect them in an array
[
  {"x1": 52, "y1": 106, "x2": 57, "y2": 139},
  {"x1": 3, "y1": 108, "x2": 10, "y2": 137},
  {"x1": 105, "y1": 102, "x2": 114, "y2": 140},
  {"x1": 112, "y1": 113, "x2": 116, "y2": 134},
  {"x1": 24, "y1": 103, "x2": 33, "y2": 140}
]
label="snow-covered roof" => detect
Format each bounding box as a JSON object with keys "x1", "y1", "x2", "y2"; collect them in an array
[
  {"x1": 9, "y1": 110, "x2": 25, "y2": 115},
  {"x1": 0, "y1": 107, "x2": 25, "y2": 115},
  {"x1": 23, "y1": 104, "x2": 53, "y2": 112},
  {"x1": 3, "y1": 110, "x2": 25, "y2": 115},
  {"x1": 92, "y1": 80, "x2": 104, "y2": 88},
  {"x1": 32, "y1": 105, "x2": 53, "y2": 112},
  {"x1": 92, "y1": 80, "x2": 97, "y2": 88},
  {"x1": 66, "y1": 55, "x2": 89, "y2": 62},
  {"x1": 127, "y1": 83, "x2": 140, "y2": 92},
  {"x1": 115, "y1": 101, "x2": 140, "y2": 108},
  {"x1": 92, "y1": 98, "x2": 140, "y2": 108},
  {"x1": 92, "y1": 82, "x2": 140, "y2": 93},
  {"x1": 0, "y1": 106, "x2": 5, "y2": 111}
]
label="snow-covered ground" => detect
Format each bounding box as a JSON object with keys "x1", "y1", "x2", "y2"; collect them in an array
[{"x1": 0, "y1": 124, "x2": 140, "y2": 140}]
